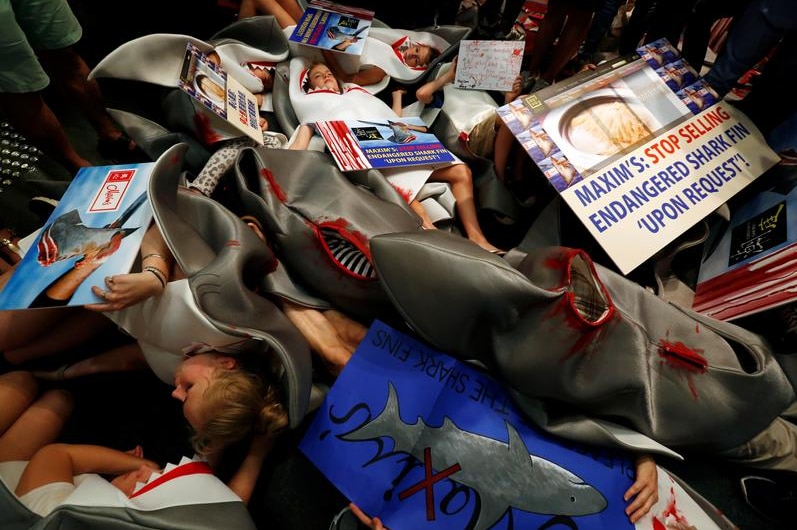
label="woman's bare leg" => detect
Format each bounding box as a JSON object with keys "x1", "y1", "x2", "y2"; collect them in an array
[
  {"x1": 429, "y1": 164, "x2": 502, "y2": 253},
  {"x1": 243, "y1": 0, "x2": 303, "y2": 28},
  {"x1": 281, "y1": 301, "x2": 357, "y2": 375},
  {"x1": 33, "y1": 342, "x2": 147, "y2": 381},
  {"x1": 0, "y1": 372, "x2": 73, "y2": 461},
  {"x1": 1, "y1": 308, "x2": 113, "y2": 365},
  {"x1": 409, "y1": 199, "x2": 437, "y2": 230}
]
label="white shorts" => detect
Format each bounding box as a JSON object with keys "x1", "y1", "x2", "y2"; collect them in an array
[{"x1": 18, "y1": 481, "x2": 75, "y2": 517}]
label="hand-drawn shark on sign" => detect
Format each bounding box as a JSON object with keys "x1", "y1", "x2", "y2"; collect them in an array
[{"x1": 342, "y1": 383, "x2": 608, "y2": 530}]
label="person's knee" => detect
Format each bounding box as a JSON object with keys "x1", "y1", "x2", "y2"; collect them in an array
[
  {"x1": 0, "y1": 371, "x2": 39, "y2": 399},
  {"x1": 38, "y1": 388, "x2": 75, "y2": 419},
  {"x1": 437, "y1": 164, "x2": 472, "y2": 186}
]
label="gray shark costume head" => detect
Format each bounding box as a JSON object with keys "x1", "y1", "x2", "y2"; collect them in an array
[
  {"x1": 232, "y1": 146, "x2": 421, "y2": 321},
  {"x1": 370, "y1": 230, "x2": 796, "y2": 454},
  {"x1": 148, "y1": 144, "x2": 313, "y2": 428}
]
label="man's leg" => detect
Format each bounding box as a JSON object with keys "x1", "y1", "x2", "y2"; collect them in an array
[
  {"x1": 38, "y1": 46, "x2": 134, "y2": 153},
  {"x1": 0, "y1": 0, "x2": 90, "y2": 173},
  {"x1": 0, "y1": 91, "x2": 91, "y2": 173}
]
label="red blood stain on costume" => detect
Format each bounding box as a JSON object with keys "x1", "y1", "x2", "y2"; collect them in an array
[
  {"x1": 193, "y1": 113, "x2": 223, "y2": 145},
  {"x1": 261, "y1": 168, "x2": 287, "y2": 202},
  {"x1": 391, "y1": 185, "x2": 412, "y2": 204},
  {"x1": 659, "y1": 339, "x2": 707, "y2": 400},
  {"x1": 651, "y1": 486, "x2": 692, "y2": 529}
]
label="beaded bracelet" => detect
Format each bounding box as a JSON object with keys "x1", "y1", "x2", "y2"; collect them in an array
[
  {"x1": 143, "y1": 265, "x2": 167, "y2": 289},
  {"x1": 142, "y1": 253, "x2": 167, "y2": 262}
]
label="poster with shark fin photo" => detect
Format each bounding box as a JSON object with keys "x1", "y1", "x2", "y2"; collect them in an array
[
  {"x1": 0, "y1": 162, "x2": 154, "y2": 310},
  {"x1": 300, "y1": 321, "x2": 732, "y2": 530}
]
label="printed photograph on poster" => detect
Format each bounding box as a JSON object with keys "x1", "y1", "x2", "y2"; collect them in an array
[
  {"x1": 535, "y1": 62, "x2": 688, "y2": 177},
  {"x1": 179, "y1": 43, "x2": 228, "y2": 116},
  {"x1": 178, "y1": 42, "x2": 264, "y2": 144},
  {"x1": 454, "y1": 40, "x2": 525, "y2": 92},
  {"x1": 676, "y1": 79, "x2": 719, "y2": 115},
  {"x1": 0, "y1": 163, "x2": 155, "y2": 310},
  {"x1": 289, "y1": 0, "x2": 374, "y2": 56},
  {"x1": 636, "y1": 38, "x2": 680, "y2": 68},
  {"x1": 656, "y1": 59, "x2": 698, "y2": 91},
  {"x1": 496, "y1": 98, "x2": 534, "y2": 135},
  {"x1": 315, "y1": 116, "x2": 455, "y2": 171}
]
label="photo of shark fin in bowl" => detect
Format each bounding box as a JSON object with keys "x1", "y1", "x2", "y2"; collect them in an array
[
  {"x1": 543, "y1": 88, "x2": 662, "y2": 174},
  {"x1": 194, "y1": 72, "x2": 226, "y2": 107}
]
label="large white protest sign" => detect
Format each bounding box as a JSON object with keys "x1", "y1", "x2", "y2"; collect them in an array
[
  {"x1": 563, "y1": 103, "x2": 777, "y2": 273},
  {"x1": 498, "y1": 40, "x2": 778, "y2": 273}
]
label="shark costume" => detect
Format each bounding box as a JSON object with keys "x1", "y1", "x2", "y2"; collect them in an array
[
  {"x1": 0, "y1": 457, "x2": 257, "y2": 530},
  {"x1": 88, "y1": 20, "x2": 290, "y2": 148},
  {"x1": 369, "y1": 230, "x2": 797, "y2": 469}
]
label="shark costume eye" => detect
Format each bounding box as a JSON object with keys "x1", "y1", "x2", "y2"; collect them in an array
[
  {"x1": 570, "y1": 496, "x2": 576, "y2": 502},
  {"x1": 319, "y1": 226, "x2": 376, "y2": 279}
]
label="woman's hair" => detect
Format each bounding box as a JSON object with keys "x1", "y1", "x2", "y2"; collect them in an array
[{"x1": 190, "y1": 368, "x2": 288, "y2": 455}]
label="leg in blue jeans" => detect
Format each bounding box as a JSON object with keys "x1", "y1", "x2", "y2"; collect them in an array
[
  {"x1": 681, "y1": 0, "x2": 752, "y2": 69},
  {"x1": 704, "y1": 0, "x2": 797, "y2": 97}
]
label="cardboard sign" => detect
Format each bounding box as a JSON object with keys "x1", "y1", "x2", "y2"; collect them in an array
[
  {"x1": 315, "y1": 116, "x2": 455, "y2": 171},
  {"x1": 289, "y1": 0, "x2": 374, "y2": 56},
  {"x1": 0, "y1": 163, "x2": 154, "y2": 309},
  {"x1": 300, "y1": 321, "x2": 730, "y2": 530},
  {"x1": 454, "y1": 40, "x2": 524, "y2": 92},
  {"x1": 178, "y1": 43, "x2": 264, "y2": 145},
  {"x1": 694, "y1": 162, "x2": 797, "y2": 320},
  {"x1": 498, "y1": 40, "x2": 778, "y2": 274}
]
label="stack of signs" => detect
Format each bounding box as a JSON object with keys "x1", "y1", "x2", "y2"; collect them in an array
[
  {"x1": 498, "y1": 39, "x2": 778, "y2": 274},
  {"x1": 289, "y1": 0, "x2": 375, "y2": 55},
  {"x1": 300, "y1": 320, "x2": 735, "y2": 530},
  {"x1": 178, "y1": 43, "x2": 264, "y2": 145},
  {"x1": 0, "y1": 162, "x2": 154, "y2": 309},
  {"x1": 693, "y1": 162, "x2": 797, "y2": 321}
]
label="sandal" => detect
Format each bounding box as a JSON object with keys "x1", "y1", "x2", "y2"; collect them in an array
[
  {"x1": 97, "y1": 134, "x2": 149, "y2": 164},
  {"x1": 32, "y1": 364, "x2": 70, "y2": 382}
]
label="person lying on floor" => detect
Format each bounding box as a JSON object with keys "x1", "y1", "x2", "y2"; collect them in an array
[
  {"x1": 289, "y1": 59, "x2": 503, "y2": 253},
  {"x1": 0, "y1": 218, "x2": 357, "y2": 494},
  {"x1": 0, "y1": 370, "x2": 268, "y2": 520},
  {"x1": 187, "y1": 48, "x2": 288, "y2": 197},
  {"x1": 414, "y1": 56, "x2": 527, "y2": 187}
]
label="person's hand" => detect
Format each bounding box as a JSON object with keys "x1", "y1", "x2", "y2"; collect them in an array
[
  {"x1": 624, "y1": 454, "x2": 658, "y2": 523},
  {"x1": 84, "y1": 271, "x2": 163, "y2": 312},
  {"x1": 259, "y1": 116, "x2": 269, "y2": 131},
  {"x1": 392, "y1": 89, "x2": 406, "y2": 101},
  {"x1": 349, "y1": 503, "x2": 388, "y2": 529},
  {"x1": 444, "y1": 55, "x2": 458, "y2": 82},
  {"x1": 505, "y1": 74, "x2": 524, "y2": 103}
]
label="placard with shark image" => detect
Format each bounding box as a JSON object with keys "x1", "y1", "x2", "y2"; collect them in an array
[
  {"x1": 301, "y1": 321, "x2": 639, "y2": 529},
  {"x1": 0, "y1": 162, "x2": 154, "y2": 309}
]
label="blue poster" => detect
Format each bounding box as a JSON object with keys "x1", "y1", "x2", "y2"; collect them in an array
[
  {"x1": 289, "y1": 0, "x2": 374, "y2": 56},
  {"x1": 0, "y1": 163, "x2": 154, "y2": 309},
  {"x1": 300, "y1": 321, "x2": 639, "y2": 530}
]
